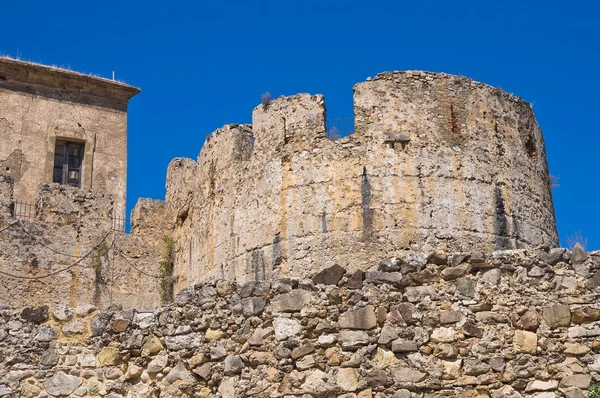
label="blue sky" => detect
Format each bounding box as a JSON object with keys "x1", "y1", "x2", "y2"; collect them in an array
[{"x1": 1, "y1": 0, "x2": 598, "y2": 249}]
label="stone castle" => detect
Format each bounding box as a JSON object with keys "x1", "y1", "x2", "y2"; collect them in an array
[{"x1": 3, "y1": 59, "x2": 598, "y2": 398}]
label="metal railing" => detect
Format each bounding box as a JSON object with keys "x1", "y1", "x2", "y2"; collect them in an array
[
  {"x1": 326, "y1": 117, "x2": 354, "y2": 140},
  {"x1": 12, "y1": 201, "x2": 36, "y2": 220},
  {"x1": 9, "y1": 201, "x2": 130, "y2": 233}
]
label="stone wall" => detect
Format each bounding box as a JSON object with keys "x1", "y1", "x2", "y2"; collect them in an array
[
  {"x1": 0, "y1": 57, "x2": 139, "y2": 215},
  {"x1": 162, "y1": 71, "x2": 558, "y2": 289},
  {"x1": 1, "y1": 246, "x2": 599, "y2": 397},
  {"x1": 0, "y1": 179, "x2": 165, "y2": 310}
]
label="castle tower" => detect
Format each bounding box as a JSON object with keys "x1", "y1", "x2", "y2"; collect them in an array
[
  {"x1": 162, "y1": 71, "x2": 559, "y2": 287},
  {"x1": 0, "y1": 57, "x2": 140, "y2": 216}
]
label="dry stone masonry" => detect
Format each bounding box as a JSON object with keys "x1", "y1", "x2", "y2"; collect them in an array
[{"x1": 1, "y1": 247, "x2": 599, "y2": 397}]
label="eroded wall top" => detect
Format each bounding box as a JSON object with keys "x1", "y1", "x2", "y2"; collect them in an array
[{"x1": 162, "y1": 71, "x2": 559, "y2": 287}]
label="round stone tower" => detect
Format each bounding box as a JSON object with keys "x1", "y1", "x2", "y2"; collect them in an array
[{"x1": 165, "y1": 70, "x2": 559, "y2": 286}]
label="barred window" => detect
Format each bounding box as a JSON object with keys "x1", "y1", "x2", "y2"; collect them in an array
[{"x1": 53, "y1": 141, "x2": 84, "y2": 187}]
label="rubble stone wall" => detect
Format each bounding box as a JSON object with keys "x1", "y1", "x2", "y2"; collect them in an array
[
  {"x1": 1, "y1": 247, "x2": 599, "y2": 398},
  {"x1": 0, "y1": 178, "x2": 165, "y2": 310},
  {"x1": 163, "y1": 71, "x2": 558, "y2": 289}
]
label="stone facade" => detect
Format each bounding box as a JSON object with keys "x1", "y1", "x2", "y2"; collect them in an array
[
  {"x1": 0, "y1": 57, "x2": 139, "y2": 215},
  {"x1": 162, "y1": 71, "x2": 558, "y2": 289},
  {"x1": 1, "y1": 246, "x2": 599, "y2": 397},
  {"x1": 0, "y1": 176, "x2": 165, "y2": 310}
]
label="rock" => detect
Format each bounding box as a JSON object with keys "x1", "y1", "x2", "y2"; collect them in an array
[
  {"x1": 249, "y1": 327, "x2": 274, "y2": 346},
  {"x1": 296, "y1": 354, "x2": 316, "y2": 370},
  {"x1": 291, "y1": 343, "x2": 315, "y2": 359},
  {"x1": 133, "y1": 312, "x2": 154, "y2": 329},
  {"x1": 127, "y1": 363, "x2": 143, "y2": 379},
  {"x1": 441, "y1": 359, "x2": 462, "y2": 378},
  {"x1": 224, "y1": 355, "x2": 244, "y2": 375},
  {"x1": 62, "y1": 320, "x2": 85, "y2": 336},
  {"x1": 318, "y1": 333, "x2": 337, "y2": 347},
  {"x1": 568, "y1": 326, "x2": 600, "y2": 338},
  {"x1": 489, "y1": 357, "x2": 505, "y2": 373},
  {"x1": 481, "y1": 269, "x2": 502, "y2": 285},
  {"x1": 542, "y1": 305, "x2": 571, "y2": 329},
  {"x1": 165, "y1": 333, "x2": 203, "y2": 350},
  {"x1": 440, "y1": 310, "x2": 462, "y2": 324},
  {"x1": 371, "y1": 348, "x2": 396, "y2": 369},
  {"x1": 218, "y1": 376, "x2": 236, "y2": 398},
  {"x1": 411, "y1": 269, "x2": 440, "y2": 284},
  {"x1": 302, "y1": 370, "x2": 336, "y2": 396},
  {"x1": 44, "y1": 371, "x2": 82, "y2": 396},
  {"x1": 205, "y1": 328, "x2": 225, "y2": 341},
  {"x1": 366, "y1": 369, "x2": 393, "y2": 388},
  {"x1": 434, "y1": 343, "x2": 458, "y2": 359},
  {"x1": 514, "y1": 330, "x2": 537, "y2": 354},
  {"x1": 457, "y1": 278, "x2": 477, "y2": 297},
  {"x1": 175, "y1": 286, "x2": 195, "y2": 306},
  {"x1": 518, "y1": 308, "x2": 541, "y2": 331},
  {"x1": 339, "y1": 330, "x2": 370, "y2": 349},
  {"x1": 538, "y1": 248, "x2": 566, "y2": 265},
  {"x1": 405, "y1": 286, "x2": 438, "y2": 302},
  {"x1": 210, "y1": 343, "x2": 227, "y2": 360},
  {"x1": 142, "y1": 335, "x2": 164, "y2": 356},
  {"x1": 33, "y1": 326, "x2": 57, "y2": 342},
  {"x1": 441, "y1": 264, "x2": 469, "y2": 280},
  {"x1": 193, "y1": 363, "x2": 212, "y2": 380},
  {"x1": 463, "y1": 359, "x2": 490, "y2": 376},
  {"x1": 90, "y1": 313, "x2": 111, "y2": 336},
  {"x1": 20, "y1": 381, "x2": 40, "y2": 398},
  {"x1": 395, "y1": 303, "x2": 418, "y2": 325},
  {"x1": 273, "y1": 317, "x2": 302, "y2": 340},
  {"x1": 97, "y1": 348, "x2": 120, "y2": 366},
  {"x1": 339, "y1": 305, "x2": 377, "y2": 329},
  {"x1": 110, "y1": 318, "x2": 130, "y2": 333},
  {"x1": 241, "y1": 297, "x2": 266, "y2": 316},
  {"x1": 428, "y1": 249, "x2": 448, "y2": 265},
  {"x1": 187, "y1": 353, "x2": 208, "y2": 369},
  {"x1": 21, "y1": 306, "x2": 48, "y2": 324},
  {"x1": 378, "y1": 257, "x2": 399, "y2": 272},
  {"x1": 313, "y1": 264, "x2": 346, "y2": 285},
  {"x1": 0, "y1": 386, "x2": 11, "y2": 397},
  {"x1": 40, "y1": 347, "x2": 59, "y2": 366},
  {"x1": 215, "y1": 280, "x2": 233, "y2": 296},
  {"x1": 337, "y1": 368, "x2": 359, "y2": 392},
  {"x1": 431, "y1": 327, "x2": 456, "y2": 342},
  {"x1": 165, "y1": 361, "x2": 192, "y2": 384},
  {"x1": 391, "y1": 339, "x2": 418, "y2": 353},
  {"x1": 271, "y1": 290, "x2": 314, "y2": 313},
  {"x1": 147, "y1": 355, "x2": 168, "y2": 373},
  {"x1": 75, "y1": 304, "x2": 96, "y2": 317},
  {"x1": 378, "y1": 325, "x2": 399, "y2": 345},
  {"x1": 525, "y1": 379, "x2": 559, "y2": 392},
  {"x1": 571, "y1": 306, "x2": 600, "y2": 324},
  {"x1": 347, "y1": 270, "x2": 365, "y2": 289},
  {"x1": 560, "y1": 374, "x2": 591, "y2": 389},
  {"x1": 390, "y1": 366, "x2": 427, "y2": 383},
  {"x1": 564, "y1": 343, "x2": 590, "y2": 355},
  {"x1": 365, "y1": 271, "x2": 403, "y2": 286},
  {"x1": 51, "y1": 304, "x2": 73, "y2": 322},
  {"x1": 571, "y1": 243, "x2": 588, "y2": 264}
]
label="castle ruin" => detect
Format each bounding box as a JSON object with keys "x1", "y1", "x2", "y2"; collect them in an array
[{"x1": 4, "y1": 60, "x2": 595, "y2": 398}]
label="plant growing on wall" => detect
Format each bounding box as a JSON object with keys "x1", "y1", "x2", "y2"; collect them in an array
[
  {"x1": 159, "y1": 236, "x2": 175, "y2": 303},
  {"x1": 590, "y1": 382, "x2": 600, "y2": 398}
]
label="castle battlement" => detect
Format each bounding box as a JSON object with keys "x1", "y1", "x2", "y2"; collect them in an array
[{"x1": 159, "y1": 71, "x2": 557, "y2": 289}]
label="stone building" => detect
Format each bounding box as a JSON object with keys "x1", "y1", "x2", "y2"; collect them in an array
[
  {"x1": 0, "y1": 57, "x2": 139, "y2": 215},
  {"x1": 162, "y1": 71, "x2": 558, "y2": 289}
]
